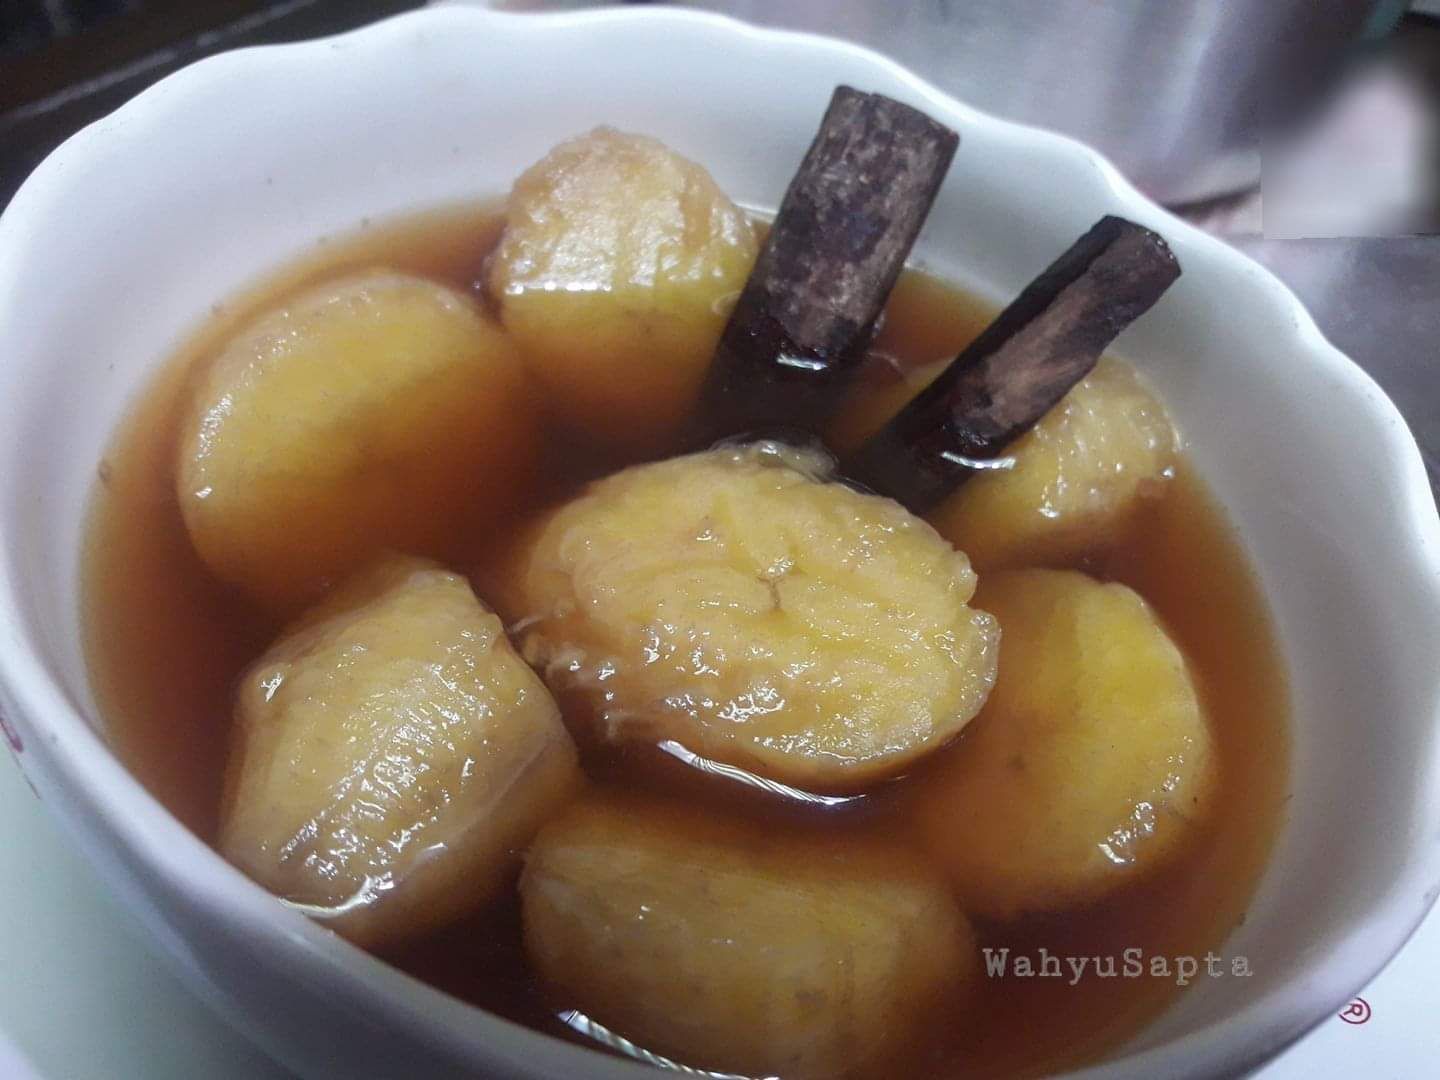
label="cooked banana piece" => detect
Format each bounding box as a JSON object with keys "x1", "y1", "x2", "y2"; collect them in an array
[
  {"x1": 510, "y1": 442, "x2": 999, "y2": 791},
  {"x1": 911, "y1": 569, "x2": 1215, "y2": 919},
  {"x1": 830, "y1": 357, "x2": 1177, "y2": 571},
  {"x1": 522, "y1": 796, "x2": 976, "y2": 1079},
  {"x1": 933, "y1": 359, "x2": 1178, "y2": 570},
  {"x1": 179, "y1": 269, "x2": 535, "y2": 611},
  {"x1": 488, "y1": 127, "x2": 759, "y2": 450},
  {"x1": 219, "y1": 556, "x2": 580, "y2": 948}
]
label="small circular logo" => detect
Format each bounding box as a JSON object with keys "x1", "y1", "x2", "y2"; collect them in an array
[{"x1": 1338, "y1": 998, "x2": 1372, "y2": 1025}]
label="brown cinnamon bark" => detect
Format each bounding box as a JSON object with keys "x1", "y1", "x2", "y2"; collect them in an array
[
  {"x1": 695, "y1": 86, "x2": 959, "y2": 441},
  {"x1": 843, "y1": 216, "x2": 1181, "y2": 512}
]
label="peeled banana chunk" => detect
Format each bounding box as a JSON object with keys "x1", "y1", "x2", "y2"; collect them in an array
[
  {"x1": 488, "y1": 127, "x2": 759, "y2": 450},
  {"x1": 929, "y1": 358, "x2": 1179, "y2": 571},
  {"x1": 178, "y1": 269, "x2": 536, "y2": 612},
  {"x1": 911, "y1": 569, "x2": 1215, "y2": 919},
  {"x1": 509, "y1": 441, "x2": 1000, "y2": 791},
  {"x1": 522, "y1": 795, "x2": 977, "y2": 1079},
  {"x1": 220, "y1": 555, "x2": 580, "y2": 948}
]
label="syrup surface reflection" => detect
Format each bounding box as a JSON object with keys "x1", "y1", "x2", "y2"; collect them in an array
[
  {"x1": 558, "y1": 1008, "x2": 764, "y2": 1079},
  {"x1": 656, "y1": 740, "x2": 863, "y2": 808}
]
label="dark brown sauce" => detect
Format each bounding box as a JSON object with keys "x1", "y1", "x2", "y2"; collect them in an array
[{"x1": 82, "y1": 205, "x2": 1289, "y2": 1078}]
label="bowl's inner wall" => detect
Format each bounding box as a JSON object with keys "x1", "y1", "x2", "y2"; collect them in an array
[{"x1": 1, "y1": 9, "x2": 1437, "y2": 1070}]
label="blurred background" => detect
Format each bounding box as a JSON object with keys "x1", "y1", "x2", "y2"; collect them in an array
[{"x1": 2, "y1": 0, "x2": 1436, "y2": 484}]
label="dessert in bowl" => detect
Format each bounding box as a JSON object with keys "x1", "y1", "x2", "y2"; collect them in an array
[{"x1": 0, "y1": 6, "x2": 1437, "y2": 1078}]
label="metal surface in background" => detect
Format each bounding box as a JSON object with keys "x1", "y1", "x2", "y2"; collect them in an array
[{"x1": 671, "y1": 0, "x2": 1386, "y2": 206}]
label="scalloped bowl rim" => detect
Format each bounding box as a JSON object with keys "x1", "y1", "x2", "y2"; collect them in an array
[{"x1": 0, "y1": 6, "x2": 1437, "y2": 1079}]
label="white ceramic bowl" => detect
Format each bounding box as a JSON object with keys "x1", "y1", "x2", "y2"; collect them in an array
[{"x1": 1, "y1": 7, "x2": 1438, "y2": 1078}]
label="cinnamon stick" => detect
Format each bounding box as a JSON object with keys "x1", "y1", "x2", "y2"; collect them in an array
[
  {"x1": 843, "y1": 215, "x2": 1181, "y2": 512},
  {"x1": 695, "y1": 86, "x2": 959, "y2": 441}
]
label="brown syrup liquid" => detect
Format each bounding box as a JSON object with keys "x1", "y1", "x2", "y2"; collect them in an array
[{"x1": 82, "y1": 205, "x2": 1289, "y2": 1078}]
